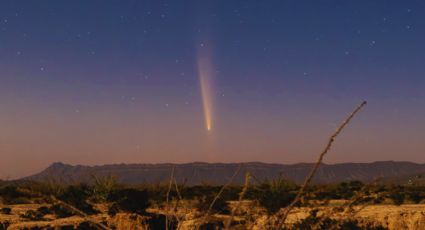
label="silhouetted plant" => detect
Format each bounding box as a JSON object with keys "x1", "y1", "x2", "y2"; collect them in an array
[
  {"x1": 388, "y1": 187, "x2": 404, "y2": 206},
  {"x1": 58, "y1": 184, "x2": 98, "y2": 215},
  {"x1": 196, "y1": 193, "x2": 231, "y2": 214},
  {"x1": 20, "y1": 210, "x2": 45, "y2": 221},
  {"x1": 290, "y1": 209, "x2": 387, "y2": 230},
  {"x1": 144, "y1": 184, "x2": 169, "y2": 206},
  {"x1": 91, "y1": 174, "x2": 117, "y2": 202},
  {"x1": 77, "y1": 221, "x2": 98, "y2": 229},
  {"x1": 37, "y1": 206, "x2": 51, "y2": 215},
  {"x1": 0, "y1": 221, "x2": 10, "y2": 230},
  {"x1": 0, "y1": 186, "x2": 32, "y2": 204},
  {"x1": 0, "y1": 208, "x2": 11, "y2": 215},
  {"x1": 45, "y1": 179, "x2": 66, "y2": 197},
  {"x1": 49, "y1": 204, "x2": 74, "y2": 218},
  {"x1": 144, "y1": 213, "x2": 178, "y2": 230},
  {"x1": 108, "y1": 188, "x2": 149, "y2": 215},
  {"x1": 335, "y1": 181, "x2": 364, "y2": 199},
  {"x1": 291, "y1": 209, "x2": 337, "y2": 230},
  {"x1": 409, "y1": 190, "x2": 423, "y2": 204},
  {"x1": 248, "y1": 177, "x2": 297, "y2": 214}
]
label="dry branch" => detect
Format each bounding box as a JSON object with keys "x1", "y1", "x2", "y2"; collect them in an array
[
  {"x1": 50, "y1": 196, "x2": 111, "y2": 230},
  {"x1": 196, "y1": 164, "x2": 242, "y2": 230},
  {"x1": 313, "y1": 179, "x2": 378, "y2": 229},
  {"x1": 275, "y1": 100, "x2": 367, "y2": 229},
  {"x1": 224, "y1": 172, "x2": 251, "y2": 230},
  {"x1": 166, "y1": 166, "x2": 175, "y2": 230},
  {"x1": 172, "y1": 178, "x2": 184, "y2": 230}
]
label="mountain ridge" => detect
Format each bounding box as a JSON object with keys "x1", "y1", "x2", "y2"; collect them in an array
[{"x1": 23, "y1": 161, "x2": 425, "y2": 185}]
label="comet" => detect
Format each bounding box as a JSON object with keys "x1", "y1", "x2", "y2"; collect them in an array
[{"x1": 197, "y1": 44, "x2": 214, "y2": 132}]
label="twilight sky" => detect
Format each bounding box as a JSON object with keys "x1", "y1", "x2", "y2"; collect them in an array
[{"x1": 1, "y1": 1, "x2": 425, "y2": 179}]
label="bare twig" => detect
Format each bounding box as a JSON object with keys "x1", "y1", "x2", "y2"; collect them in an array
[
  {"x1": 174, "y1": 178, "x2": 183, "y2": 201},
  {"x1": 275, "y1": 101, "x2": 367, "y2": 229},
  {"x1": 196, "y1": 164, "x2": 242, "y2": 229},
  {"x1": 224, "y1": 172, "x2": 251, "y2": 230},
  {"x1": 166, "y1": 166, "x2": 176, "y2": 230},
  {"x1": 172, "y1": 178, "x2": 184, "y2": 230},
  {"x1": 313, "y1": 180, "x2": 376, "y2": 229},
  {"x1": 50, "y1": 196, "x2": 111, "y2": 230}
]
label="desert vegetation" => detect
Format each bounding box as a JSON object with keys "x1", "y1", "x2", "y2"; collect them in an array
[
  {"x1": 1, "y1": 102, "x2": 424, "y2": 229},
  {"x1": 1, "y1": 175, "x2": 425, "y2": 229}
]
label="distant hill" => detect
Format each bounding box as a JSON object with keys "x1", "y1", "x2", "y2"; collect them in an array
[{"x1": 23, "y1": 161, "x2": 425, "y2": 185}]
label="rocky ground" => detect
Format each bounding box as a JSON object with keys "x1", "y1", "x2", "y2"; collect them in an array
[{"x1": 0, "y1": 203, "x2": 424, "y2": 229}]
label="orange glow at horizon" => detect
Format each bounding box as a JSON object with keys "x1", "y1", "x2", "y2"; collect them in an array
[{"x1": 197, "y1": 46, "x2": 214, "y2": 132}]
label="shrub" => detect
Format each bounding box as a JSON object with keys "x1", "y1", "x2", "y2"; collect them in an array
[
  {"x1": 20, "y1": 210, "x2": 45, "y2": 221},
  {"x1": 147, "y1": 213, "x2": 178, "y2": 230},
  {"x1": 408, "y1": 190, "x2": 423, "y2": 204},
  {"x1": 190, "y1": 185, "x2": 240, "y2": 214},
  {"x1": 181, "y1": 185, "x2": 221, "y2": 200},
  {"x1": 0, "y1": 186, "x2": 31, "y2": 204},
  {"x1": 91, "y1": 174, "x2": 117, "y2": 202},
  {"x1": 313, "y1": 181, "x2": 365, "y2": 201},
  {"x1": 58, "y1": 184, "x2": 98, "y2": 215},
  {"x1": 333, "y1": 181, "x2": 364, "y2": 199},
  {"x1": 108, "y1": 188, "x2": 149, "y2": 215},
  {"x1": 195, "y1": 193, "x2": 230, "y2": 214},
  {"x1": 248, "y1": 177, "x2": 297, "y2": 214},
  {"x1": 388, "y1": 191, "x2": 404, "y2": 206},
  {"x1": 49, "y1": 204, "x2": 74, "y2": 218},
  {"x1": 291, "y1": 209, "x2": 337, "y2": 230},
  {"x1": 145, "y1": 184, "x2": 168, "y2": 206},
  {"x1": 37, "y1": 206, "x2": 51, "y2": 215},
  {"x1": 0, "y1": 221, "x2": 10, "y2": 230},
  {"x1": 0, "y1": 208, "x2": 11, "y2": 215},
  {"x1": 291, "y1": 209, "x2": 387, "y2": 230}
]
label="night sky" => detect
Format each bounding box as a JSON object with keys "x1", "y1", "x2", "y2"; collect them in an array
[{"x1": 1, "y1": 1, "x2": 424, "y2": 178}]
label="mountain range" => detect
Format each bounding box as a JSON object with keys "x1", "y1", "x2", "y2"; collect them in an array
[{"x1": 23, "y1": 161, "x2": 425, "y2": 185}]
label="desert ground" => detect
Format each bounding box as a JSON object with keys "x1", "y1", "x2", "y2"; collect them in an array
[{"x1": 1, "y1": 187, "x2": 425, "y2": 230}]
